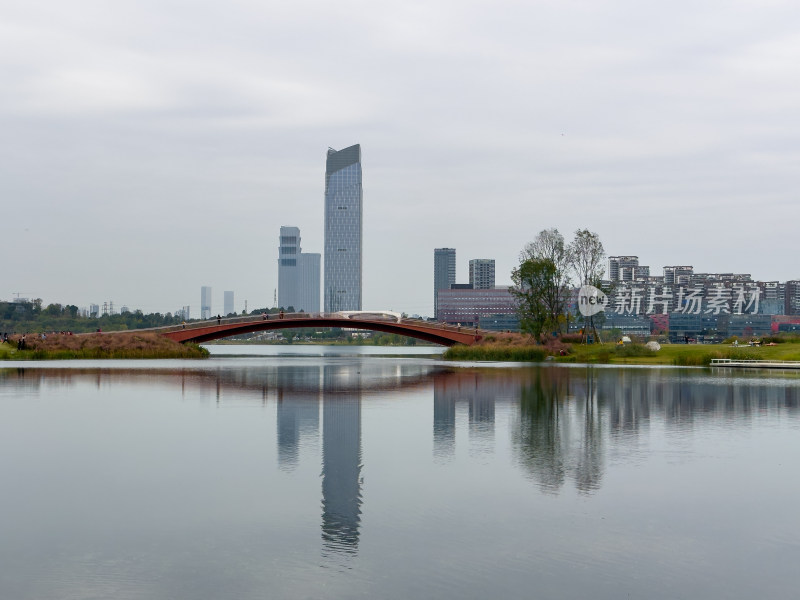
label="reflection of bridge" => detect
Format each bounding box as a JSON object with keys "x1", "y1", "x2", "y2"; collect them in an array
[{"x1": 156, "y1": 312, "x2": 486, "y2": 346}]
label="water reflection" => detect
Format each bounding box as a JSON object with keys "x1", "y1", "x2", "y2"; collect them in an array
[
  {"x1": 432, "y1": 373, "x2": 519, "y2": 459},
  {"x1": 321, "y1": 366, "x2": 362, "y2": 556},
  {"x1": 512, "y1": 367, "x2": 604, "y2": 494},
  {"x1": 276, "y1": 368, "x2": 320, "y2": 471},
  {"x1": 2, "y1": 361, "x2": 799, "y2": 574}
]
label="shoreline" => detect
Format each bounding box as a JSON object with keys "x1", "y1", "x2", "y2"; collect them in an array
[{"x1": 442, "y1": 341, "x2": 800, "y2": 366}]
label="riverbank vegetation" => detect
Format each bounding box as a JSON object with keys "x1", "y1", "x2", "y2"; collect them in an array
[
  {"x1": 1, "y1": 332, "x2": 208, "y2": 360},
  {"x1": 0, "y1": 299, "x2": 190, "y2": 334},
  {"x1": 561, "y1": 342, "x2": 800, "y2": 366},
  {"x1": 442, "y1": 332, "x2": 800, "y2": 365}
]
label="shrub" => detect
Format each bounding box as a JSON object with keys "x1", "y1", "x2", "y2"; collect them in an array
[
  {"x1": 614, "y1": 343, "x2": 656, "y2": 358},
  {"x1": 559, "y1": 333, "x2": 583, "y2": 344}
]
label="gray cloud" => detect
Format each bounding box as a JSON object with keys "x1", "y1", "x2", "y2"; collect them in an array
[{"x1": 2, "y1": 0, "x2": 799, "y2": 315}]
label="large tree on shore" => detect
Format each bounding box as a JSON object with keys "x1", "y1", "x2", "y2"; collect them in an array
[
  {"x1": 511, "y1": 257, "x2": 559, "y2": 339},
  {"x1": 516, "y1": 229, "x2": 572, "y2": 333}
]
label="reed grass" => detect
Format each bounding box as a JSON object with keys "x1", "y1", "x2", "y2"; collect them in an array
[
  {"x1": 442, "y1": 344, "x2": 548, "y2": 362},
  {"x1": 4, "y1": 332, "x2": 208, "y2": 360}
]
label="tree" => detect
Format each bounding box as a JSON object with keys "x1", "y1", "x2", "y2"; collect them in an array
[
  {"x1": 521, "y1": 228, "x2": 572, "y2": 273},
  {"x1": 518, "y1": 229, "x2": 572, "y2": 332},
  {"x1": 568, "y1": 229, "x2": 607, "y2": 343},
  {"x1": 568, "y1": 229, "x2": 605, "y2": 286},
  {"x1": 511, "y1": 258, "x2": 560, "y2": 339}
]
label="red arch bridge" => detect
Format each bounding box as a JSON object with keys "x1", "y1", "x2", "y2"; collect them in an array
[{"x1": 155, "y1": 311, "x2": 486, "y2": 346}]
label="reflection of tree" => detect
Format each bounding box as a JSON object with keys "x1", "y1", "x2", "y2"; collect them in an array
[
  {"x1": 575, "y1": 369, "x2": 603, "y2": 493},
  {"x1": 512, "y1": 367, "x2": 604, "y2": 495},
  {"x1": 513, "y1": 373, "x2": 565, "y2": 493}
]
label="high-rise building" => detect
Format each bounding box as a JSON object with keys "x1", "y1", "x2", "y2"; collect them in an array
[
  {"x1": 224, "y1": 291, "x2": 234, "y2": 316},
  {"x1": 434, "y1": 248, "x2": 456, "y2": 318},
  {"x1": 608, "y1": 256, "x2": 639, "y2": 281},
  {"x1": 298, "y1": 253, "x2": 321, "y2": 313},
  {"x1": 200, "y1": 286, "x2": 212, "y2": 319},
  {"x1": 469, "y1": 259, "x2": 496, "y2": 290},
  {"x1": 663, "y1": 266, "x2": 694, "y2": 286},
  {"x1": 786, "y1": 281, "x2": 800, "y2": 315},
  {"x1": 279, "y1": 226, "x2": 320, "y2": 313},
  {"x1": 324, "y1": 144, "x2": 362, "y2": 312}
]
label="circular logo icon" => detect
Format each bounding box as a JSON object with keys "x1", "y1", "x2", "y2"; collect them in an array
[{"x1": 577, "y1": 285, "x2": 608, "y2": 317}]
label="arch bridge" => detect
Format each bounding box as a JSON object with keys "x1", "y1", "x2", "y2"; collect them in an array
[{"x1": 158, "y1": 312, "x2": 485, "y2": 346}]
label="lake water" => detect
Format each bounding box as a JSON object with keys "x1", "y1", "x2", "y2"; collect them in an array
[{"x1": 1, "y1": 346, "x2": 799, "y2": 599}]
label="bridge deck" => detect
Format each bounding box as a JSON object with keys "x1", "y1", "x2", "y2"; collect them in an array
[{"x1": 147, "y1": 312, "x2": 490, "y2": 346}]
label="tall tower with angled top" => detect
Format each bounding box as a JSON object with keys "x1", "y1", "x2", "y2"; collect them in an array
[{"x1": 324, "y1": 144, "x2": 363, "y2": 312}]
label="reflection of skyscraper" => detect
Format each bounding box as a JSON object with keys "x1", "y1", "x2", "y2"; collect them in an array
[
  {"x1": 321, "y1": 366, "x2": 362, "y2": 554},
  {"x1": 432, "y1": 372, "x2": 497, "y2": 457},
  {"x1": 324, "y1": 144, "x2": 362, "y2": 312},
  {"x1": 467, "y1": 377, "x2": 496, "y2": 453},
  {"x1": 276, "y1": 368, "x2": 320, "y2": 471},
  {"x1": 433, "y1": 376, "x2": 456, "y2": 458}
]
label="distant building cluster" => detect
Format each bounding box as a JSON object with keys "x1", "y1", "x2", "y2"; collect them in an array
[
  {"x1": 432, "y1": 250, "x2": 800, "y2": 339},
  {"x1": 433, "y1": 249, "x2": 516, "y2": 331},
  {"x1": 583, "y1": 255, "x2": 800, "y2": 341},
  {"x1": 197, "y1": 285, "x2": 235, "y2": 319}
]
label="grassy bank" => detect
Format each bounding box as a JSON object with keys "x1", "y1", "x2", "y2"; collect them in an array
[
  {"x1": 0, "y1": 342, "x2": 15, "y2": 359},
  {"x1": 443, "y1": 339, "x2": 800, "y2": 366},
  {"x1": 443, "y1": 344, "x2": 548, "y2": 362},
  {"x1": 2, "y1": 332, "x2": 208, "y2": 360}
]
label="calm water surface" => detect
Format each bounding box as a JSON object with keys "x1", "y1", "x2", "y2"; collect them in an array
[{"x1": 1, "y1": 346, "x2": 799, "y2": 599}]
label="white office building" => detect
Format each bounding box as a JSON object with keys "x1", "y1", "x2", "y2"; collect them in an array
[{"x1": 279, "y1": 226, "x2": 320, "y2": 313}]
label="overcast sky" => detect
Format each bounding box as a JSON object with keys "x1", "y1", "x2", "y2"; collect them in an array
[{"x1": 3, "y1": 0, "x2": 799, "y2": 316}]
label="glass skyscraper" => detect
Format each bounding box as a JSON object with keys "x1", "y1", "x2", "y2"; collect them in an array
[
  {"x1": 324, "y1": 144, "x2": 362, "y2": 312},
  {"x1": 434, "y1": 248, "x2": 456, "y2": 319},
  {"x1": 200, "y1": 286, "x2": 212, "y2": 319}
]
